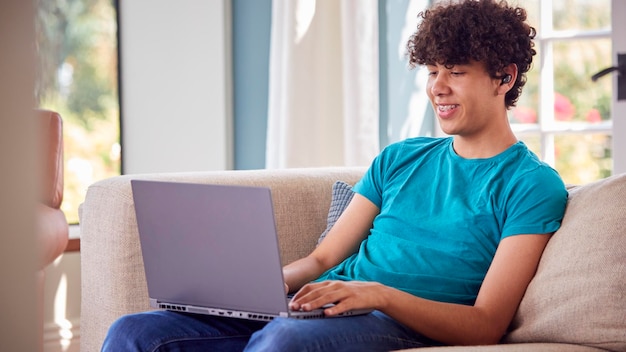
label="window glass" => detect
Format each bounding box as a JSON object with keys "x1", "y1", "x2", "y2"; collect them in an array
[
  {"x1": 553, "y1": 39, "x2": 612, "y2": 124},
  {"x1": 554, "y1": 134, "x2": 612, "y2": 184},
  {"x1": 517, "y1": 134, "x2": 541, "y2": 157},
  {"x1": 522, "y1": 0, "x2": 540, "y2": 34},
  {"x1": 510, "y1": 44, "x2": 540, "y2": 125},
  {"x1": 552, "y1": 0, "x2": 611, "y2": 31},
  {"x1": 36, "y1": 0, "x2": 120, "y2": 224}
]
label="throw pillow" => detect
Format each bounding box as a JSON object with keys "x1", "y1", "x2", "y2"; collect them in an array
[
  {"x1": 317, "y1": 181, "x2": 355, "y2": 246},
  {"x1": 503, "y1": 173, "x2": 626, "y2": 352}
]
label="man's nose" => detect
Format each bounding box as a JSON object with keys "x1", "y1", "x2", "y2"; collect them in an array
[{"x1": 430, "y1": 75, "x2": 450, "y2": 96}]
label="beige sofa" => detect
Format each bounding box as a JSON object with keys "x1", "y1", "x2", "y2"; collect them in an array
[{"x1": 79, "y1": 167, "x2": 626, "y2": 352}]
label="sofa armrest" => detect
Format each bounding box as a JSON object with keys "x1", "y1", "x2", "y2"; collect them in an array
[{"x1": 79, "y1": 167, "x2": 365, "y2": 352}]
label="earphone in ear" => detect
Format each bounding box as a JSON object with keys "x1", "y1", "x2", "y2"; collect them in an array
[{"x1": 501, "y1": 74, "x2": 512, "y2": 85}]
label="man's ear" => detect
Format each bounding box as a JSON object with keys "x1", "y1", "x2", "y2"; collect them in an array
[{"x1": 497, "y1": 63, "x2": 518, "y2": 94}]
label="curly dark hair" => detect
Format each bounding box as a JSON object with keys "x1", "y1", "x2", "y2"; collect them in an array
[{"x1": 406, "y1": 0, "x2": 536, "y2": 108}]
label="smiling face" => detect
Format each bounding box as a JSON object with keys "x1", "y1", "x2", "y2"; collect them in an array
[
  {"x1": 426, "y1": 61, "x2": 512, "y2": 142},
  {"x1": 407, "y1": 1, "x2": 536, "y2": 109}
]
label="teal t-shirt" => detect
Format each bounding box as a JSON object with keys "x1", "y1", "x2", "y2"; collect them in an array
[{"x1": 316, "y1": 137, "x2": 567, "y2": 305}]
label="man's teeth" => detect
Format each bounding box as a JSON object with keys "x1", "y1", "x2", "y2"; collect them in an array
[{"x1": 439, "y1": 105, "x2": 457, "y2": 112}]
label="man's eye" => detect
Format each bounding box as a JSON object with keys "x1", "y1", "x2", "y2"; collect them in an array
[
  {"x1": 451, "y1": 72, "x2": 464, "y2": 76},
  {"x1": 428, "y1": 71, "x2": 437, "y2": 76}
]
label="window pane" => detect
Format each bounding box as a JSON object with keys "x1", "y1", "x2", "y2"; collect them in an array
[
  {"x1": 554, "y1": 133, "x2": 612, "y2": 184},
  {"x1": 510, "y1": 43, "x2": 540, "y2": 125},
  {"x1": 553, "y1": 39, "x2": 612, "y2": 124},
  {"x1": 36, "y1": 0, "x2": 121, "y2": 224},
  {"x1": 517, "y1": 134, "x2": 541, "y2": 157},
  {"x1": 553, "y1": 0, "x2": 611, "y2": 31},
  {"x1": 521, "y1": 0, "x2": 540, "y2": 33}
]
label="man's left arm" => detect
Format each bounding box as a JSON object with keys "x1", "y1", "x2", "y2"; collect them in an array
[{"x1": 293, "y1": 233, "x2": 551, "y2": 346}]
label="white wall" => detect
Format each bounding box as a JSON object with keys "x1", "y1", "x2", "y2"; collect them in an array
[{"x1": 119, "y1": 0, "x2": 233, "y2": 174}]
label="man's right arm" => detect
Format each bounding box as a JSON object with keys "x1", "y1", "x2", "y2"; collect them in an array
[{"x1": 282, "y1": 194, "x2": 379, "y2": 293}]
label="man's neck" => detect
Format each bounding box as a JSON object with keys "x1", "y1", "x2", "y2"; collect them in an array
[{"x1": 452, "y1": 130, "x2": 518, "y2": 159}]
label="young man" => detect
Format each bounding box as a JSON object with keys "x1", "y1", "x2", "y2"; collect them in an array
[{"x1": 102, "y1": 1, "x2": 567, "y2": 350}]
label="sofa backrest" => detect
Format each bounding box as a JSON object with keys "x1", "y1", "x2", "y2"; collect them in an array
[{"x1": 503, "y1": 173, "x2": 626, "y2": 352}]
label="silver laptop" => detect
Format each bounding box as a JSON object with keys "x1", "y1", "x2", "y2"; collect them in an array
[{"x1": 131, "y1": 179, "x2": 371, "y2": 321}]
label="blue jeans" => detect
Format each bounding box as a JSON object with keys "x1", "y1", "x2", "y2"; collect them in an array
[{"x1": 102, "y1": 310, "x2": 443, "y2": 351}]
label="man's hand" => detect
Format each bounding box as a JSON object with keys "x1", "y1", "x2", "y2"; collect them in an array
[{"x1": 288, "y1": 280, "x2": 387, "y2": 316}]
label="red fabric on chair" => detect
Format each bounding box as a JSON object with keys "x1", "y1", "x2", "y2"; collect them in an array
[
  {"x1": 35, "y1": 109, "x2": 69, "y2": 352},
  {"x1": 36, "y1": 109, "x2": 68, "y2": 266}
]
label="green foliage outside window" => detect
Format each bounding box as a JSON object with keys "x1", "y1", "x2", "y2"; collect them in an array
[{"x1": 36, "y1": 0, "x2": 120, "y2": 224}]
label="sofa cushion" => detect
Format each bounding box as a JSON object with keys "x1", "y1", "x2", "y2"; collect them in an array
[
  {"x1": 503, "y1": 173, "x2": 626, "y2": 352},
  {"x1": 317, "y1": 181, "x2": 355, "y2": 245}
]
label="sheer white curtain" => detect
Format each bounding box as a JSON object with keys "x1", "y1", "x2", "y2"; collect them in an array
[{"x1": 265, "y1": 0, "x2": 379, "y2": 168}]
